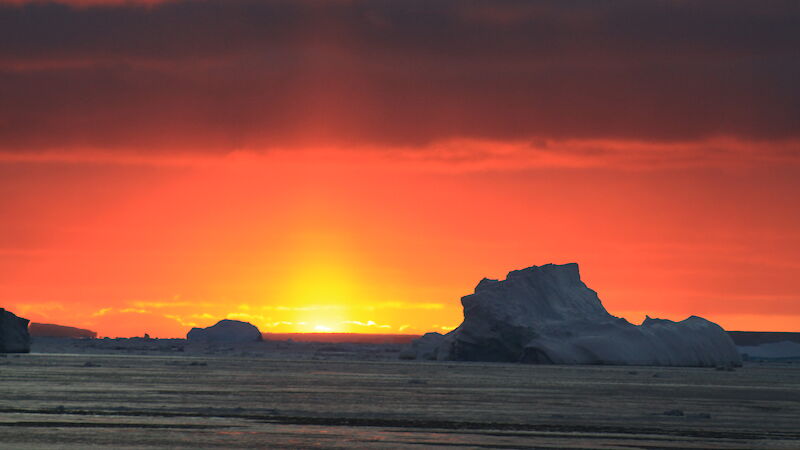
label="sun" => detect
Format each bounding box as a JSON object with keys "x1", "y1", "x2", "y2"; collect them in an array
[
  {"x1": 275, "y1": 247, "x2": 363, "y2": 332},
  {"x1": 291, "y1": 321, "x2": 342, "y2": 333},
  {"x1": 302, "y1": 311, "x2": 346, "y2": 332}
]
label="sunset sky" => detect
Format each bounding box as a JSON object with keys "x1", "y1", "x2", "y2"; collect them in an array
[{"x1": 1, "y1": 0, "x2": 799, "y2": 337}]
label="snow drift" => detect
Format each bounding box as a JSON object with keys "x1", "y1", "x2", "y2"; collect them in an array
[
  {"x1": 407, "y1": 263, "x2": 741, "y2": 366},
  {"x1": 187, "y1": 319, "x2": 262, "y2": 343},
  {"x1": 1, "y1": 308, "x2": 31, "y2": 353}
]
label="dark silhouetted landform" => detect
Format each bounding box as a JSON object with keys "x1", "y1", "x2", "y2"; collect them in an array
[
  {"x1": 30, "y1": 322, "x2": 97, "y2": 339},
  {"x1": 13, "y1": 312, "x2": 800, "y2": 357},
  {"x1": 263, "y1": 333, "x2": 419, "y2": 344},
  {"x1": 0, "y1": 308, "x2": 30, "y2": 353},
  {"x1": 404, "y1": 263, "x2": 741, "y2": 366}
]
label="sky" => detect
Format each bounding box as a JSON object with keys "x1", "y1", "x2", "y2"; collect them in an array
[{"x1": 1, "y1": 0, "x2": 799, "y2": 337}]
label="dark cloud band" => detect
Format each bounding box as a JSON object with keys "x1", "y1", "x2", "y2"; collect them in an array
[{"x1": 1, "y1": 0, "x2": 798, "y2": 151}]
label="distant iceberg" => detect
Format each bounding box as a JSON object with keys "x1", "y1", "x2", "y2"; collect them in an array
[
  {"x1": 738, "y1": 341, "x2": 800, "y2": 360},
  {"x1": 405, "y1": 263, "x2": 741, "y2": 367},
  {"x1": 187, "y1": 319, "x2": 262, "y2": 343}
]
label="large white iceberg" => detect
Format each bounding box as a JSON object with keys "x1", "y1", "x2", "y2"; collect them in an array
[{"x1": 408, "y1": 263, "x2": 741, "y2": 366}]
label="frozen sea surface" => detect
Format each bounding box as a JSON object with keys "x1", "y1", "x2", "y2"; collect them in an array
[{"x1": 0, "y1": 339, "x2": 798, "y2": 449}]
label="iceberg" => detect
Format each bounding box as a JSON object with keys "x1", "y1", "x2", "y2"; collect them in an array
[
  {"x1": 187, "y1": 319, "x2": 262, "y2": 343},
  {"x1": 407, "y1": 263, "x2": 741, "y2": 366}
]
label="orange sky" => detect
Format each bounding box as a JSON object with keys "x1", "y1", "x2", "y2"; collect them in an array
[
  {"x1": 1, "y1": 1, "x2": 799, "y2": 337},
  {"x1": 2, "y1": 141, "x2": 799, "y2": 337}
]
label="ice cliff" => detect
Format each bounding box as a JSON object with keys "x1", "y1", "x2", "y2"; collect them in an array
[
  {"x1": 405, "y1": 263, "x2": 741, "y2": 366},
  {"x1": 1, "y1": 308, "x2": 31, "y2": 353},
  {"x1": 187, "y1": 319, "x2": 262, "y2": 343}
]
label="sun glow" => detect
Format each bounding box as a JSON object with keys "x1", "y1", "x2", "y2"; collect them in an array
[
  {"x1": 293, "y1": 307, "x2": 348, "y2": 333},
  {"x1": 278, "y1": 262, "x2": 357, "y2": 332},
  {"x1": 267, "y1": 222, "x2": 371, "y2": 332}
]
